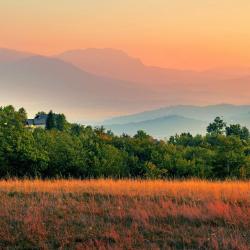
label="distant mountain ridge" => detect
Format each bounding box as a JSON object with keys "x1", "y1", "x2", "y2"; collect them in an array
[
  {"x1": 57, "y1": 48, "x2": 250, "y2": 88},
  {"x1": 103, "y1": 104, "x2": 250, "y2": 125},
  {"x1": 0, "y1": 48, "x2": 34, "y2": 63},
  {"x1": 58, "y1": 48, "x2": 250, "y2": 109},
  {"x1": 105, "y1": 115, "x2": 207, "y2": 138},
  {"x1": 58, "y1": 48, "x2": 146, "y2": 82},
  {"x1": 0, "y1": 54, "x2": 155, "y2": 120},
  {"x1": 1, "y1": 47, "x2": 250, "y2": 124},
  {"x1": 57, "y1": 48, "x2": 211, "y2": 88},
  {"x1": 103, "y1": 104, "x2": 250, "y2": 138}
]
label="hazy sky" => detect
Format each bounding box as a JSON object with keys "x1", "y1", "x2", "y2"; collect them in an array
[{"x1": 1, "y1": 0, "x2": 250, "y2": 69}]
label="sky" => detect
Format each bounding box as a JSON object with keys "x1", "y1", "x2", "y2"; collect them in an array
[{"x1": 1, "y1": 0, "x2": 250, "y2": 70}]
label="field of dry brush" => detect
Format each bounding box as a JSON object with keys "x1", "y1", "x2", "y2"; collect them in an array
[{"x1": 0, "y1": 179, "x2": 249, "y2": 249}]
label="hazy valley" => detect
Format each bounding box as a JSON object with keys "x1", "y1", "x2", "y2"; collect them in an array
[{"x1": 1, "y1": 47, "x2": 250, "y2": 125}]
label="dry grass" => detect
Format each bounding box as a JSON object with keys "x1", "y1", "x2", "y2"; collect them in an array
[{"x1": 0, "y1": 179, "x2": 249, "y2": 249}]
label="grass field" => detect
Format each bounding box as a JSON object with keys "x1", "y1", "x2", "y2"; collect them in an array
[{"x1": 0, "y1": 179, "x2": 249, "y2": 249}]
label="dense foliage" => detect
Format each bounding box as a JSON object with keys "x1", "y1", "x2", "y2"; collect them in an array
[{"x1": 0, "y1": 105, "x2": 250, "y2": 179}]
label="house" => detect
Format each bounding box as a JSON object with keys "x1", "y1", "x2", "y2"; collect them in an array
[{"x1": 26, "y1": 114, "x2": 48, "y2": 129}]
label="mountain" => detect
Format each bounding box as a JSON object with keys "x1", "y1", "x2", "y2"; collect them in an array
[
  {"x1": 202, "y1": 67, "x2": 250, "y2": 78},
  {"x1": 58, "y1": 48, "x2": 250, "y2": 107},
  {"x1": 58, "y1": 48, "x2": 250, "y2": 86},
  {"x1": 57, "y1": 48, "x2": 204, "y2": 87},
  {"x1": 103, "y1": 104, "x2": 250, "y2": 138},
  {"x1": 0, "y1": 48, "x2": 33, "y2": 63},
  {"x1": 103, "y1": 104, "x2": 250, "y2": 125},
  {"x1": 0, "y1": 55, "x2": 156, "y2": 121},
  {"x1": 58, "y1": 48, "x2": 146, "y2": 82},
  {"x1": 105, "y1": 115, "x2": 207, "y2": 138},
  {"x1": 1, "y1": 48, "x2": 250, "y2": 123},
  {"x1": 228, "y1": 112, "x2": 250, "y2": 127}
]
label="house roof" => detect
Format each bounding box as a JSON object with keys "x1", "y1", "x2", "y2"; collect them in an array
[
  {"x1": 26, "y1": 114, "x2": 48, "y2": 126},
  {"x1": 34, "y1": 114, "x2": 47, "y2": 125}
]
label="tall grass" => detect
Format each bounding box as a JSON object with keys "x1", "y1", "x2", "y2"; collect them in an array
[{"x1": 0, "y1": 179, "x2": 249, "y2": 249}]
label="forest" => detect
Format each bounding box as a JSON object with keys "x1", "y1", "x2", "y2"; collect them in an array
[{"x1": 0, "y1": 105, "x2": 250, "y2": 179}]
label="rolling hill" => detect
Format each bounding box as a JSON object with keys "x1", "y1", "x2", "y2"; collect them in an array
[
  {"x1": 103, "y1": 104, "x2": 250, "y2": 125},
  {"x1": 0, "y1": 55, "x2": 156, "y2": 120},
  {"x1": 103, "y1": 104, "x2": 250, "y2": 138},
  {"x1": 0, "y1": 48, "x2": 33, "y2": 63},
  {"x1": 105, "y1": 115, "x2": 207, "y2": 138},
  {"x1": 58, "y1": 48, "x2": 250, "y2": 88},
  {"x1": 58, "y1": 48, "x2": 250, "y2": 108},
  {"x1": 1, "y1": 48, "x2": 250, "y2": 126}
]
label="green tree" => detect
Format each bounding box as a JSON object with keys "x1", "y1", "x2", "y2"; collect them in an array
[
  {"x1": 134, "y1": 130, "x2": 151, "y2": 140},
  {"x1": 46, "y1": 111, "x2": 56, "y2": 130},
  {"x1": 56, "y1": 114, "x2": 67, "y2": 131},
  {"x1": 207, "y1": 117, "x2": 226, "y2": 135},
  {"x1": 211, "y1": 135, "x2": 246, "y2": 178},
  {"x1": 226, "y1": 124, "x2": 250, "y2": 140},
  {"x1": 70, "y1": 124, "x2": 84, "y2": 136},
  {"x1": 0, "y1": 106, "x2": 48, "y2": 177},
  {"x1": 18, "y1": 107, "x2": 28, "y2": 124},
  {"x1": 1, "y1": 107, "x2": 250, "y2": 180}
]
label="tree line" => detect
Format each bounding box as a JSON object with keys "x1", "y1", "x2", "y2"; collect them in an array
[{"x1": 0, "y1": 105, "x2": 250, "y2": 179}]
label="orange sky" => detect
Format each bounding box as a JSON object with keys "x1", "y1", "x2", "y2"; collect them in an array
[{"x1": 1, "y1": 0, "x2": 250, "y2": 70}]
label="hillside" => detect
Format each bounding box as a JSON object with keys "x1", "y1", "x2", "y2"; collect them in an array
[
  {"x1": 0, "y1": 55, "x2": 155, "y2": 120},
  {"x1": 0, "y1": 48, "x2": 33, "y2": 63},
  {"x1": 104, "y1": 104, "x2": 250, "y2": 125},
  {"x1": 58, "y1": 48, "x2": 250, "y2": 90},
  {"x1": 57, "y1": 48, "x2": 223, "y2": 86},
  {"x1": 58, "y1": 48, "x2": 147, "y2": 83},
  {"x1": 105, "y1": 115, "x2": 207, "y2": 138},
  {"x1": 103, "y1": 104, "x2": 250, "y2": 138},
  {"x1": 58, "y1": 48, "x2": 250, "y2": 110},
  {"x1": 1, "y1": 48, "x2": 250, "y2": 122}
]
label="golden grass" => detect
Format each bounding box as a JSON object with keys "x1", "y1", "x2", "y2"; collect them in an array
[
  {"x1": 0, "y1": 179, "x2": 249, "y2": 249},
  {"x1": 0, "y1": 179, "x2": 249, "y2": 202}
]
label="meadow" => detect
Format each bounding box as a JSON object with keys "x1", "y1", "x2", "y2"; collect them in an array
[{"x1": 0, "y1": 179, "x2": 249, "y2": 249}]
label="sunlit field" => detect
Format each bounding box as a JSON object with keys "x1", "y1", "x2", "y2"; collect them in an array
[{"x1": 0, "y1": 179, "x2": 249, "y2": 249}]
